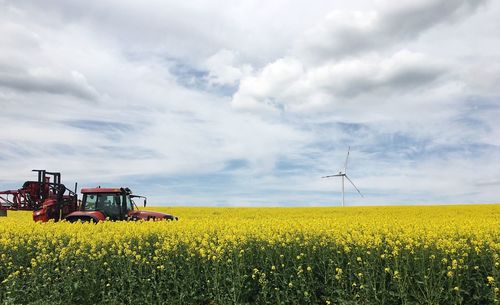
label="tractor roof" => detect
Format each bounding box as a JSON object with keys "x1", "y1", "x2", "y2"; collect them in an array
[{"x1": 81, "y1": 187, "x2": 123, "y2": 194}]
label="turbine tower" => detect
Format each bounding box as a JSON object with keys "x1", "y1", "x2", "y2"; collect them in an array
[{"x1": 322, "y1": 146, "x2": 363, "y2": 207}]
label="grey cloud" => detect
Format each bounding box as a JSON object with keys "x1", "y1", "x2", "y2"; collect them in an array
[
  {"x1": 0, "y1": 68, "x2": 99, "y2": 100},
  {"x1": 385, "y1": 65, "x2": 443, "y2": 89},
  {"x1": 297, "y1": 0, "x2": 489, "y2": 62},
  {"x1": 380, "y1": 0, "x2": 486, "y2": 38},
  {"x1": 325, "y1": 53, "x2": 446, "y2": 98}
]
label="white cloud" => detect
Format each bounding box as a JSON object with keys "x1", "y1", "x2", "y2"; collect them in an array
[
  {"x1": 233, "y1": 50, "x2": 448, "y2": 114},
  {"x1": 204, "y1": 49, "x2": 253, "y2": 87}
]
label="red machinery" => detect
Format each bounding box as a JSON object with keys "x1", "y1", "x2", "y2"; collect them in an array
[
  {"x1": 0, "y1": 170, "x2": 78, "y2": 219},
  {"x1": 2, "y1": 170, "x2": 177, "y2": 222}
]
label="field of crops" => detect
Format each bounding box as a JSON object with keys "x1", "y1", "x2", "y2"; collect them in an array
[{"x1": 0, "y1": 205, "x2": 499, "y2": 305}]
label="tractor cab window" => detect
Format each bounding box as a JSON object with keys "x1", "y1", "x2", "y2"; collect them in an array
[{"x1": 83, "y1": 194, "x2": 97, "y2": 210}]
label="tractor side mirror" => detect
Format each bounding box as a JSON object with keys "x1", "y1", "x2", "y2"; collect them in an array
[{"x1": 143, "y1": 199, "x2": 147, "y2": 207}]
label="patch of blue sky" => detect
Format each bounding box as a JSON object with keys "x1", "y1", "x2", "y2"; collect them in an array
[
  {"x1": 303, "y1": 123, "x2": 368, "y2": 152},
  {"x1": 223, "y1": 159, "x2": 248, "y2": 171},
  {"x1": 454, "y1": 116, "x2": 491, "y2": 133},
  {"x1": 303, "y1": 120, "x2": 367, "y2": 136},
  {"x1": 66, "y1": 120, "x2": 133, "y2": 132},
  {"x1": 2, "y1": 141, "x2": 38, "y2": 158},
  {"x1": 366, "y1": 131, "x2": 496, "y2": 162},
  {"x1": 274, "y1": 158, "x2": 313, "y2": 174},
  {"x1": 361, "y1": 132, "x2": 431, "y2": 160},
  {"x1": 336, "y1": 122, "x2": 367, "y2": 133},
  {"x1": 97, "y1": 145, "x2": 162, "y2": 159},
  {"x1": 454, "y1": 98, "x2": 498, "y2": 134},
  {"x1": 463, "y1": 95, "x2": 500, "y2": 111},
  {"x1": 169, "y1": 62, "x2": 238, "y2": 96},
  {"x1": 0, "y1": 181, "x2": 21, "y2": 190},
  {"x1": 208, "y1": 83, "x2": 239, "y2": 96},
  {"x1": 169, "y1": 62, "x2": 207, "y2": 82},
  {"x1": 47, "y1": 143, "x2": 80, "y2": 155},
  {"x1": 431, "y1": 143, "x2": 499, "y2": 159}
]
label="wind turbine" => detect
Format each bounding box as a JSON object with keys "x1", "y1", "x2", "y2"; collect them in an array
[{"x1": 322, "y1": 146, "x2": 363, "y2": 207}]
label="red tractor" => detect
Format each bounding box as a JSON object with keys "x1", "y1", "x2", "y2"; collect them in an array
[
  {"x1": 1, "y1": 170, "x2": 177, "y2": 222},
  {"x1": 55, "y1": 187, "x2": 177, "y2": 222}
]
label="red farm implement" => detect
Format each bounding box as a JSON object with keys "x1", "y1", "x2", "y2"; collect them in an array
[{"x1": 0, "y1": 170, "x2": 78, "y2": 219}]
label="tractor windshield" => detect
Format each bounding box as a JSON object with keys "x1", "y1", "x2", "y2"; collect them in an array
[{"x1": 83, "y1": 193, "x2": 122, "y2": 219}]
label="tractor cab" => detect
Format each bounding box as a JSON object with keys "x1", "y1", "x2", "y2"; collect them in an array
[
  {"x1": 82, "y1": 188, "x2": 129, "y2": 220},
  {"x1": 64, "y1": 187, "x2": 176, "y2": 222}
]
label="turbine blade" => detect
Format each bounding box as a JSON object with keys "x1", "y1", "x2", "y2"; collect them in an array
[
  {"x1": 344, "y1": 146, "x2": 350, "y2": 174},
  {"x1": 322, "y1": 174, "x2": 343, "y2": 178},
  {"x1": 345, "y1": 175, "x2": 363, "y2": 197}
]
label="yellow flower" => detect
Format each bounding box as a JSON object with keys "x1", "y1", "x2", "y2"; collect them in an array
[{"x1": 393, "y1": 271, "x2": 400, "y2": 279}]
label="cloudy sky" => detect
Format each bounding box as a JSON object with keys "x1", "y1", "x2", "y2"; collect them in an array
[{"x1": 1, "y1": 0, "x2": 499, "y2": 206}]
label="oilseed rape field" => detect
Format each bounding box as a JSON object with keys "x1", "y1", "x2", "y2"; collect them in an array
[{"x1": 0, "y1": 206, "x2": 499, "y2": 305}]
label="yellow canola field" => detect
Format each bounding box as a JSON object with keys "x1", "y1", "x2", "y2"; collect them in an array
[{"x1": 0, "y1": 205, "x2": 499, "y2": 305}]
